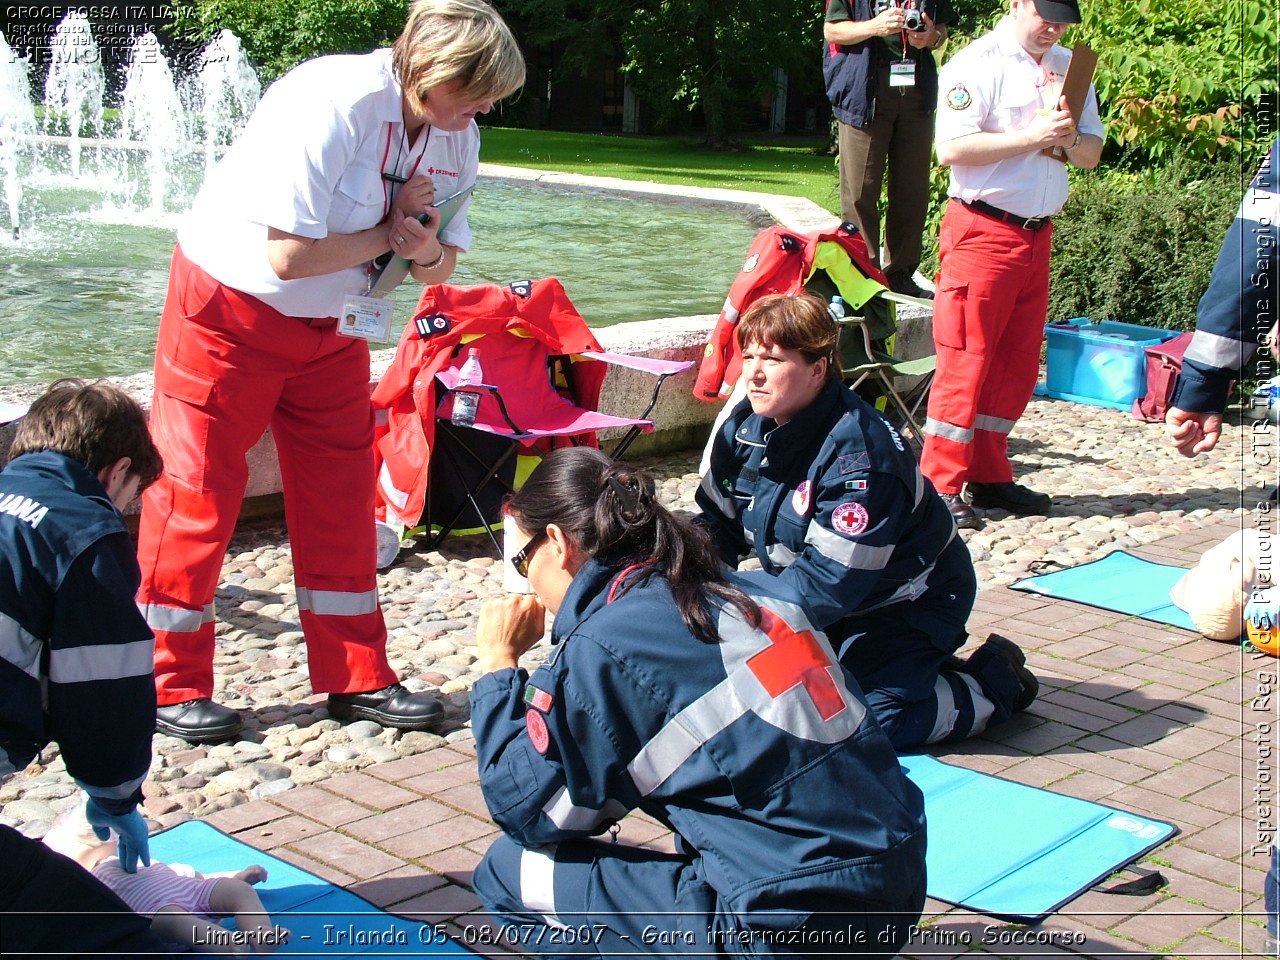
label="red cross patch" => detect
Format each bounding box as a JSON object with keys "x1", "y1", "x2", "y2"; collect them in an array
[
  {"x1": 746, "y1": 608, "x2": 847, "y2": 722},
  {"x1": 832, "y1": 501, "x2": 869, "y2": 536},
  {"x1": 526, "y1": 709, "x2": 550, "y2": 754}
]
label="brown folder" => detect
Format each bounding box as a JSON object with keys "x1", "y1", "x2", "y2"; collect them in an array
[{"x1": 1043, "y1": 42, "x2": 1097, "y2": 162}]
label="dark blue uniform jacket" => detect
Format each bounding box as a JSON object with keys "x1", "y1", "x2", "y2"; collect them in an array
[
  {"x1": 472, "y1": 558, "x2": 926, "y2": 929},
  {"x1": 697, "y1": 377, "x2": 969, "y2": 650},
  {"x1": 0, "y1": 452, "x2": 155, "y2": 814}
]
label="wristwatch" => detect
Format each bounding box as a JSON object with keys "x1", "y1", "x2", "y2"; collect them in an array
[{"x1": 1070, "y1": 132, "x2": 1082, "y2": 149}]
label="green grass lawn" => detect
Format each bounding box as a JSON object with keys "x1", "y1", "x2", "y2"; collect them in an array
[{"x1": 477, "y1": 126, "x2": 842, "y2": 214}]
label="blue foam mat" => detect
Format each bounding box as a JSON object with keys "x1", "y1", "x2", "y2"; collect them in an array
[
  {"x1": 902, "y1": 755, "x2": 1177, "y2": 921},
  {"x1": 153, "y1": 760, "x2": 1176, "y2": 941},
  {"x1": 149, "y1": 821, "x2": 477, "y2": 957},
  {"x1": 1008, "y1": 550, "x2": 1197, "y2": 631}
]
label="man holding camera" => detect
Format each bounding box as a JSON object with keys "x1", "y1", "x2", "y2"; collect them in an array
[
  {"x1": 823, "y1": 0, "x2": 952, "y2": 300},
  {"x1": 920, "y1": 0, "x2": 1103, "y2": 529}
]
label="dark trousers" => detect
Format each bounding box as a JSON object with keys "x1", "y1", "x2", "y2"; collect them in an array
[
  {"x1": 0, "y1": 823, "x2": 166, "y2": 957},
  {"x1": 837, "y1": 61, "x2": 936, "y2": 280}
]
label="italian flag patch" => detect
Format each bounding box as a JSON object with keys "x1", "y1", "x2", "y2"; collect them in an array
[{"x1": 524, "y1": 684, "x2": 554, "y2": 712}]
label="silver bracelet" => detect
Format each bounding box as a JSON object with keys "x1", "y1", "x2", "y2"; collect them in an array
[{"x1": 414, "y1": 246, "x2": 447, "y2": 270}]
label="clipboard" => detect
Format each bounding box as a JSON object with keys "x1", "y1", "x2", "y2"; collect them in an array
[
  {"x1": 369, "y1": 185, "x2": 473, "y2": 297},
  {"x1": 1042, "y1": 42, "x2": 1097, "y2": 162}
]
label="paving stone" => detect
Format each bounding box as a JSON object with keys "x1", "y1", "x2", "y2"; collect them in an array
[{"x1": 291, "y1": 831, "x2": 405, "y2": 879}]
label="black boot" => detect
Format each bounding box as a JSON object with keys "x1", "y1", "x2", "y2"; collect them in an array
[
  {"x1": 155, "y1": 698, "x2": 243, "y2": 744},
  {"x1": 955, "y1": 634, "x2": 1038, "y2": 724},
  {"x1": 328, "y1": 683, "x2": 444, "y2": 730}
]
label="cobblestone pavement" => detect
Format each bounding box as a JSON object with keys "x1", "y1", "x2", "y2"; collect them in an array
[{"x1": 1, "y1": 395, "x2": 1270, "y2": 958}]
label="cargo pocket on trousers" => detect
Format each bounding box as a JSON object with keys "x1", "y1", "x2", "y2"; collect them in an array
[
  {"x1": 933, "y1": 280, "x2": 968, "y2": 351},
  {"x1": 151, "y1": 359, "x2": 217, "y2": 487}
]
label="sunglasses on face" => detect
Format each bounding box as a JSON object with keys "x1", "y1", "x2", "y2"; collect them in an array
[{"x1": 511, "y1": 530, "x2": 547, "y2": 579}]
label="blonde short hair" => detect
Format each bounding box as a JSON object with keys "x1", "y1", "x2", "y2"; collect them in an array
[{"x1": 392, "y1": 0, "x2": 525, "y2": 114}]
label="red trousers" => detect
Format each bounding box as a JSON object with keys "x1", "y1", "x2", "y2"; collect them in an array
[
  {"x1": 920, "y1": 201, "x2": 1053, "y2": 494},
  {"x1": 137, "y1": 247, "x2": 397, "y2": 704}
]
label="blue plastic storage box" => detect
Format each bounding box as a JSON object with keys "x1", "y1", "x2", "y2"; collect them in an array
[{"x1": 1038, "y1": 319, "x2": 1180, "y2": 411}]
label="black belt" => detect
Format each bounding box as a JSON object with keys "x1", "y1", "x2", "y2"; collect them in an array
[{"x1": 959, "y1": 198, "x2": 1052, "y2": 231}]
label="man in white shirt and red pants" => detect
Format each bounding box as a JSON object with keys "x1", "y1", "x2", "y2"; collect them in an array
[{"x1": 920, "y1": 0, "x2": 1103, "y2": 529}]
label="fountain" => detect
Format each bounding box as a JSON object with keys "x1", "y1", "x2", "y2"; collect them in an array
[
  {"x1": 0, "y1": 33, "x2": 36, "y2": 238},
  {"x1": 0, "y1": 18, "x2": 761, "y2": 390},
  {"x1": 194, "y1": 30, "x2": 261, "y2": 172},
  {"x1": 119, "y1": 32, "x2": 188, "y2": 214},
  {"x1": 42, "y1": 13, "x2": 105, "y2": 179}
]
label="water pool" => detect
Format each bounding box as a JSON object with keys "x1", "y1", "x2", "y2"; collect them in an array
[{"x1": 1, "y1": 159, "x2": 759, "y2": 386}]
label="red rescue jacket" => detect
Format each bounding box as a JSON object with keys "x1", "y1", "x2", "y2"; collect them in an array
[
  {"x1": 693, "y1": 223, "x2": 886, "y2": 402},
  {"x1": 372, "y1": 278, "x2": 605, "y2": 528}
]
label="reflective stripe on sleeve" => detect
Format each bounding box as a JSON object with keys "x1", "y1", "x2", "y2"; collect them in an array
[
  {"x1": 78, "y1": 771, "x2": 148, "y2": 801},
  {"x1": 296, "y1": 587, "x2": 379, "y2": 617},
  {"x1": 49, "y1": 638, "x2": 154, "y2": 684},
  {"x1": 0, "y1": 612, "x2": 43, "y2": 680},
  {"x1": 139, "y1": 602, "x2": 213, "y2": 634},
  {"x1": 1185, "y1": 330, "x2": 1248, "y2": 370},
  {"x1": 804, "y1": 522, "x2": 894, "y2": 571},
  {"x1": 519, "y1": 845, "x2": 569, "y2": 931},
  {"x1": 925, "y1": 418, "x2": 973, "y2": 444},
  {"x1": 765, "y1": 542, "x2": 797, "y2": 567},
  {"x1": 540, "y1": 787, "x2": 628, "y2": 832}
]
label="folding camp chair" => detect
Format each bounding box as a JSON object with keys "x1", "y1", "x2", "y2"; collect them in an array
[
  {"x1": 835, "y1": 313, "x2": 936, "y2": 452},
  {"x1": 371, "y1": 279, "x2": 692, "y2": 556}
]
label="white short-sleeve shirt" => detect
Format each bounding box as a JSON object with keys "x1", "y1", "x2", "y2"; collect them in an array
[
  {"x1": 934, "y1": 17, "x2": 1103, "y2": 219},
  {"x1": 178, "y1": 49, "x2": 480, "y2": 318}
]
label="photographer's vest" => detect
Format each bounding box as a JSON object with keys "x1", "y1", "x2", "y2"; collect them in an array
[{"x1": 823, "y1": 0, "x2": 942, "y2": 128}]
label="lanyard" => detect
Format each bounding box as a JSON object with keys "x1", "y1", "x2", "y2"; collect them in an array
[{"x1": 378, "y1": 122, "x2": 429, "y2": 220}]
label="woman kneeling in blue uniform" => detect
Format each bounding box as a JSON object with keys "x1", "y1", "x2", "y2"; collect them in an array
[
  {"x1": 696, "y1": 293, "x2": 1038, "y2": 751},
  {"x1": 471, "y1": 447, "x2": 927, "y2": 957}
]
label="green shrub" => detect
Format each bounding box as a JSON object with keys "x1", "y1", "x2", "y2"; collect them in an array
[{"x1": 1046, "y1": 149, "x2": 1246, "y2": 330}]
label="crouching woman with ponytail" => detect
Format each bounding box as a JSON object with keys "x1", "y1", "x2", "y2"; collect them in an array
[{"x1": 470, "y1": 446, "x2": 926, "y2": 957}]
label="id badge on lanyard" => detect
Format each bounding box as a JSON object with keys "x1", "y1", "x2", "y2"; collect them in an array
[
  {"x1": 888, "y1": 29, "x2": 916, "y2": 88},
  {"x1": 889, "y1": 58, "x2": 916, "y2": 87},
  {"x1": 338, "y1": 122, "x2": 428, "y2": 343},
  {"x1": 337, "y1": 292, "x2": 394, "y2": 342}
]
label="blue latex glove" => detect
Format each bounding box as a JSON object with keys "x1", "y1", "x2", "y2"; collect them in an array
[{"x1": 84, "y1": 798, "x2": 151, "y2": 874}]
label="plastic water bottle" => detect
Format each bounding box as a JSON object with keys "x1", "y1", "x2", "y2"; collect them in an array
[
  {"x1": 451, "y1": 347, "x2": 483, "y2": 427},
  {"x1": 828, "y1": 295, "x2": 847, "y2": 322}
]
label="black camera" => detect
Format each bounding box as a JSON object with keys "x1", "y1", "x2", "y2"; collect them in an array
[{"x1": 874, "y1": 0, "x2": 927, "y2": 32}]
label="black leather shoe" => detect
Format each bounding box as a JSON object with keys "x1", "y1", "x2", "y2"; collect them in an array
[
  {"x1": 960, "y1": 633, "x2": 1039, "y2": 716},
  {"x1": 328, "y1": 683, "x2": 444, "y2": 731},
  {"x1": 886, "y1": 272, "x2": 935, "y2": 301},
  {"x1": 939, "y1": 492, "x2": 979, "y2": 529},
  {"x1": 155, "y1": 698, "x2": 243, "y2": 744},
  {"x1": 967, "y1": 481, "x2": 1051, "y2": 516}
]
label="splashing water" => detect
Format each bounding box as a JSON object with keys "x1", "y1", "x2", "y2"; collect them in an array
[
  {"x1": 42, "y1": 12, "x2": 104, "y2": 178},
  {"x1": 0, "y1": 32, "x2": 37, "y2": 237},
  {"x1": 196, "y1": 30, "x2": 260, "y2": 172},
  {"x1": 119, "y1": 32, "x2": 186, "y2": 214}
]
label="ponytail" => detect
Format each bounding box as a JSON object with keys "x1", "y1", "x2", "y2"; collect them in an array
[{"x1": 506, "y1": 448, "x2": 760, "y2": 643}]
